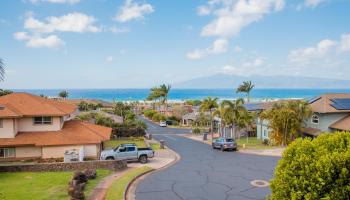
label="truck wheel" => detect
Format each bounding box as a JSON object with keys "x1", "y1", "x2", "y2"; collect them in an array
[
  {"x1": 139, "y1": 155, "x2": 148, "y2": 164},
  {"x1": 106, "y1": 157, "x2": 114, "y2": 160}
]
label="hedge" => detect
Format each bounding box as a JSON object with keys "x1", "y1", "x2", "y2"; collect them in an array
[{"x1": 270, "y1": 131, "x2": 350, "y2": 200}]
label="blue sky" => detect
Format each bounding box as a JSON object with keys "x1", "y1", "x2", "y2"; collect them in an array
[{"x1": 0, "y1": 0, "x2": 350, "y2": 89}]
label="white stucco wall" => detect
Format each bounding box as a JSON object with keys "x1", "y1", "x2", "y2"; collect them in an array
[
  {"x1": 42, "y1": 144, "x2": 98, "y2": 159},
  {"x1": 256, "y1": 118, "x2": 271, "y2": 140},
  {"x1": 0, "y1": 119, "x2": 16, "y2": 138},
  {"x1": 18, "y1": 117, "x2": 62, "y2": 132},
  {"x1": 16, "y1": 146, "x2": 42, "y2": 158}
]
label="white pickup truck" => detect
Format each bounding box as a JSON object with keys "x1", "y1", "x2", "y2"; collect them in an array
[{"x1": 100, "y1": 143, "x2": 154, "y2": 164}]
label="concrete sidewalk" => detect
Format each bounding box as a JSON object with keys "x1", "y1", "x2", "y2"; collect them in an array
[
  {"x1": 180, "y1": 134, "x2": 284, "y2": 157},
  {"x1": 128, "y1": 148, "x2": 177, "y2": 169}
]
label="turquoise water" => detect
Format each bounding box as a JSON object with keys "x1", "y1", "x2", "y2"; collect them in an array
[{"x1": 12, "y1": 88, "x2": 350, "y2": 102}]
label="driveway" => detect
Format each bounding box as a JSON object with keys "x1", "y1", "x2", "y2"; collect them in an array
[{"x1": 136, "y1": 118, "x2": 279, "y2": 200}]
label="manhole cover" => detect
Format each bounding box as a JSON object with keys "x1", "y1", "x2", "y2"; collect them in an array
[{"x1": 250, "y1": 180, "x2": 269, "y2": 188}]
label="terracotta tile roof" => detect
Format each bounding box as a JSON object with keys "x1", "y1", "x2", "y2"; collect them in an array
[
  {"x1": 329, "y1": 115, "x2": 350, "y2": 131},
  {"x1": 309, "y1": 93, "x2": 350, "y2": 113},
  {"x1": 0, "y1": 93, "x2": 76, "y2": 118},
  {"x1": 0, "y1": 120, "x2": 112, "y2": 147},
  {"x1": 0, "y1": 104, "x2": 21, "y2": 118}
]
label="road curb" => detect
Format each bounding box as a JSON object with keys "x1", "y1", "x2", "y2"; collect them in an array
[{"x1": 124, "y1": 147, "x2": 181, "y2": 200}]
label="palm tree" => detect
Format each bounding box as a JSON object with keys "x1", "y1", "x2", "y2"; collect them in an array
[
  {"x1": 159, "y1": 84, "x2": 171, "y2": 109},
  {"x1": 261, "y1": 100, "x2": 312, "y2": 146},
  {"x1": 236, "y1": 81, "x2": 254, "y2": 102},
  {"x1": 214, "y1": 98, "x2": 246, "y2": 138},
  {"x1": 58, "y1": 90, "x2": 69, "y2": 99},
  {"x1": 147, "y1": 86, "x2": 162, "y2": 109},
  {"x1": 200, "y1": 97, "x2": 218, "y2": 139},
  {"x1": 0, "y1": 58, "x2": 5, "y2": 81}
]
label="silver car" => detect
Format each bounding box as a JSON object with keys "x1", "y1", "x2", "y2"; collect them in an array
[{"x1": 212, "y1": 138, "x2": 237, "y2": 151}]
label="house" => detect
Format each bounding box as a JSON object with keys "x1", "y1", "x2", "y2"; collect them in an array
[
  {"x1": 303, "y1": 93, "x2": 350, "y2": 137},
  {"x1": 0, "y1": 93, "x2": 112, "y2": 161},
  {"x1": 182, "y1": 112, "x2": 199, "y2": 126},
  {"x1": 244, "y1": 102, "x2": 276, "y2": 140},
  {"x1": 254, "y1": 93, "x2": 350, "y2": 140}
]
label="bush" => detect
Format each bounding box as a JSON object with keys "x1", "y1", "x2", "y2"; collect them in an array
[
  {"x1": 270, "y1": 132, "x2": 350, "y2": 200},
  {"x1": 192, "y1": 128, "x2": 201, "y2": 134},
  {"x1": 143, "y1": 109, "x2": 157, "y2": 119},
  {"x1": 262, "y1": 138, "x2": 269, "y2": 146},
  {"x1": 171, "y1": 120, "x2": 179, "y2": 126},
  {"x1": 111, "y1": 127, "x2": 146, "y2": 138},
  {"x1": 152, "y1": 113, "x2": 161, "y2": 121}
]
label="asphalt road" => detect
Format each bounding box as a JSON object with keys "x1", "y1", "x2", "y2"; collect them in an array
[{"x1": 136, "y1": 118, "x2": 279, "y2": 200}]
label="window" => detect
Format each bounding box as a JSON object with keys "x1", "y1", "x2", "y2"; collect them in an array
[
  {"x1": 263, "y1": 130, "x2": 267, "y2": 137},
  {"x1": 33, "y1": 116, "x2": 52, "y2": 125},
  {"x1": 126, "y1": 147, "x2": 136, "y2": 152},
  {"x1": 0, "y1": 119, "x2": 3, "y2": 128},
  {"x1": 0, "y1": 148, "x2": 15, "y2": 158},
  {"x1": 312, "y1": 114, "x2": 319, "y2": 124}
]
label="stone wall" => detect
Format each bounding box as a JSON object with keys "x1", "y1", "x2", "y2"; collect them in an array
[{"x1": 0, "y1": 160, "x2": 127, "y2": 172}]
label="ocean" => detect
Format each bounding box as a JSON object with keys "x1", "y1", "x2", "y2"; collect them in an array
[{"x1": 12, "y1": 88, "x2": 350, "y2": 102}]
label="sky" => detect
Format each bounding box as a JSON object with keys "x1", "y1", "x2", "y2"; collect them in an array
[{"x1": 0, "y1": 0, "x2": 350, "y2": 89}]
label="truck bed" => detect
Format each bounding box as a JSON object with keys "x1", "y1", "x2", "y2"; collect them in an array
[{"x1": 138, "y1": 147, "x2": 153, "y2": 151}]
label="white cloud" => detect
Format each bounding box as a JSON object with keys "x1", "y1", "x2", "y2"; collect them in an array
[
  {"x1": 304, "y1": 0, "x2": 326, "y2": 8},
  {"x1": 14, "y1": 32, "x2": 30, "y2": 41},
  {"x1": 218, "y1": 57, "x2": 268, "y2": 76},
  {"x1": 197, "y1": 5, "x2": 211, "y2": 16},
  {"x1": 243, "y1": 57, "x2": 265, "y2": 67},
  {"x1": 110, "y1": 26, "x2": 130, "y2": 34},
  {"x1": 24, "y1": 12, "x2": 101, "y2": 33},
  {"x1": 30, "y1": 0, "x2": 80, "y2": 4},
  {"x1": 339, "y1": 34, "x2": 350, "y2": 52},
  {"x1": 106, "y1": 56, "x2": 114, "y2": 63},
  {"x1": 114, "y1": 0, "x2": 154, "y2": 23},
  {"x1": 233, "y1": 45, "x2": 242, "y2": 53},
  {"x1": 15, "y1": 12, "x2": 101, "y2": 48},
  {"x1": 15, "y1": 33, "x2": 65, "y2": 48},
  {"x1": 288, "y1": 39, "x2": 337, "y2": 63},
  {"x1": 187, "y1": 38, "x2": 228, "y2": 59},
  {"x1": 200, "y1": 0, "x2": 285, "y2": 38}
]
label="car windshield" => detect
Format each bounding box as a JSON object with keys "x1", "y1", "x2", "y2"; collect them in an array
[{"x1": 226, "y1": 139, "x2": 234, "y2": 142}]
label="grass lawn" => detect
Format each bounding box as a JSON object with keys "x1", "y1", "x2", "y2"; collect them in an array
[
  {"x1": 150, "y1": 142, "x2": 161, "y2": 150},
  {"x1": 104, "y1": 137, "x2": 147, "y2": 150},
  {"x1": 236, "y1": 137, "x2": 277, "y2": 150},
  {"x1": 0, "y1": 170, "x2": 111, "y2": 200},
  {"x1": 105, "y1": 166, "x2": 153, "y2": 200}
]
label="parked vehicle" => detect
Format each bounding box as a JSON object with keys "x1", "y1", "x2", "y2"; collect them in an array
[
  {"x1": 212, "y1": 138, "x2": 237, "y2": 151},
  {"x1": 159, "y1": 121, "x2": 167, "y2": 127},
  {"x1": 100, "y1": 143, "x2": 154, "y2": 163}
]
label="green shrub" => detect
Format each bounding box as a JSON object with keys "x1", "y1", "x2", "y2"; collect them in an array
[
  {"x1": 192, "y1": 127, "x2": 201, "y2": 134},
  {"x1": 172, "y1": 120, "x2": 179, "y2": 126},
  {"x1": 270, "y1": 131, "x2": 350, "y2": 200},
  {"x1": 152, "y1": 113, "x2": 161, "y2": 121},
  {"x1": 143, "y1": 109, "x2": 157, "y2": 119},
  {"x1": 262, "y1": 138, "x2": 269, "y2": 146}
]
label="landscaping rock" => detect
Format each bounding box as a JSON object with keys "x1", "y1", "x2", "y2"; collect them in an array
[
  {"x1": 72, "y1": 171, "x2": 88, "y2": 183},
  {"x1": 83, "y1": 169, "x2": 97, "y2": 179}
]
